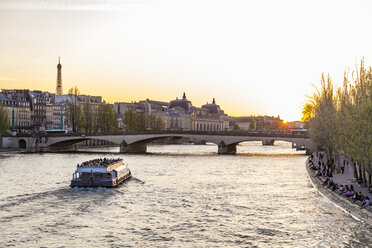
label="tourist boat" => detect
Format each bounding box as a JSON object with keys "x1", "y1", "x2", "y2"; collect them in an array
[{"x1": 70, "y1": 158, "x2": 131, "y2": 187}]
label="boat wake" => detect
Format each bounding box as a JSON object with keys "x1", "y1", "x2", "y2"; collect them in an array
[
  {"x1": 0, "y1": 188, "x2": 70, "y2": 210},
  {"x1": 0, "y1": 185, "x2": 118, "y2": 211},
  {"x1": 129, "y1": 177, "x2": 145, "y2": 184}
]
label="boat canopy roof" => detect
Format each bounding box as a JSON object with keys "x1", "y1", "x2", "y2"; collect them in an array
[
  {"x1": 74, "y1": 163, "x2": 127, "y2": 174},
  {"x1": 75, "y1": 167, "x2": 110, "y2": 173},
  {"x1": 114, "y1": 164, "x2": 128, "y2": 173},
  {"x1": 75, "y1": 158, "x2": 124, "y2": 172}
]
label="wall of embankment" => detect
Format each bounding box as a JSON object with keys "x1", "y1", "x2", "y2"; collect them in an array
[{"x1": 306, "y1": 159, "x2": 372, "y2": 224}]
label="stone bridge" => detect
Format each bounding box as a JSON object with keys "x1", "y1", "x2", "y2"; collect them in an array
[{"x1": 1, "y1": 131, "x2": 314, "y2": 155}]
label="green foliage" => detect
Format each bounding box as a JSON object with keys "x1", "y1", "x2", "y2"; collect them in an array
[
  {"x1": 268, "y1": 119, "x2": 287, "y2": 131},
  {"x1": 65, "y1": 87, "x2": 118, "y2": 133},
  {"x1": 81, "y1": 99, "x2": 93, "y2": 133},
  {"x1": 304, "y1": 59, "x2": 372, "y2": 176},
  {"x1": 256, "y1": 121, "x2": 264, "y2": 130},
  {"x1": 0, "y1": 104, "x2": 10, "y2": 134},
  {"x1": 124, "y1": 109, "x2": 165, "y2": 131},
  {"x1": 307, "y1": 73, "x2": 338, "y2": 165},
  {"x1": 350, "y1": 100, "x2": 372, "y2": 166},
  {"x1": 146, "y1": 114, "x2": 165, "y2": 131},
  {"x1": 233, "y1": 123, "x2": 240, "y2": 131},
  {"x1": 65, "y1": 86, "x2": 82, "y2": 133},
  {"x1": 334, "y1": 60, "x2": 372, "y2": 176},
  {"x1": 249, "y1": 118, "x2": 255, "y2": 130},
  {"x1": 85, "y1": 102, "x2": 118, "y2": 133},
  {"x1": 301, "y1": 102, "x2": 315, "y2": 122},
  {"x1": 124, "y1": 109, "x2": 137, "y2": 131},
  {"x1": 154, "y1": 116, "x2": 166, "y2": 131}
]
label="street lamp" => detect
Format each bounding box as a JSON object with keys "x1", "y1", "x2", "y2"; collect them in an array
[{"x1": 11, "y1": 107, "x2": 15, "y2": 132}]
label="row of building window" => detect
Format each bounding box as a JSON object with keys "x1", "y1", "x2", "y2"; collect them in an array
[
  {"x1": 16, "y1": 114, "x2": 30, "y2": 119},
  {"x1": 1, "y1": 101, "x2": 29, "y2": 107},
  {"x1": 34, "y1": 105, "x2": 46, "y2": 110},
  {"x1": 195, "y1": 123, "x2": 223, "y2": 131},
  {"x1": 15, "y1": 121, "x2": 31, "y2": 127}
]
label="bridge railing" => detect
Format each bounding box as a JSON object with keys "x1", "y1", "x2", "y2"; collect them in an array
[{"x1": 4, "y1": 130, "x2": 309, "y2": 138}]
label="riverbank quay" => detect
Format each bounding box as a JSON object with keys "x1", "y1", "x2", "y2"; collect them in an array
[
  {"x1": 0, "y1": 148, "x2": 24, "y2": 153},
  {"x1": 306, "y1": 156, "x2": 372, "y2": 224}
]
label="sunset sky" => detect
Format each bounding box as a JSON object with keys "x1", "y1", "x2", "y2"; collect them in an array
[{"x1": 1, "y1": 0, "x2": 372, "y2": 121}]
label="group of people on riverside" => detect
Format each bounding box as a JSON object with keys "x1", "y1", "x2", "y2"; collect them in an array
[
  {"x1": 77, "y1": 158, "x2": 122, "y2": 168},
  {"x1": 309, "y1": 153, "x2": 371, "y2": 209}
]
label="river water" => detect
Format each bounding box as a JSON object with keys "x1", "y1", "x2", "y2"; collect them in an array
[{"x1": 0, "y1": 141, "x2": 371, "y2": 247}]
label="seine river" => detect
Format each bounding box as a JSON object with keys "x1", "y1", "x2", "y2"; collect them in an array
[{"x1": 0, "y1": 141, "x2": 371, "y2": 247}]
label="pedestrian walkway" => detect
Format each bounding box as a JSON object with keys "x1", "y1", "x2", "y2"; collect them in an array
[{"x1": 332, "y1": 161, "x2": 371, "y2": 199}]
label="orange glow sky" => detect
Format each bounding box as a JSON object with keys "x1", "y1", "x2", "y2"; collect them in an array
[{"x1": 1, "y1": 0, "x2": 372, "y2": 121}]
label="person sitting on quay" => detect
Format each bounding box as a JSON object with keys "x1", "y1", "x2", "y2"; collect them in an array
[
  {"x1": 368, "y1": 186, "x2": 372, "y2": 193},
  {"x1": 309, "y1": 158, "x2": 315, "y2": 169},
  {"x1": 309, "y1": 162, "x2": 314, "y2": 170},
  {"x1": 357, "y1": 192, "x2": 365, "y2": 203},
  {"x1": 361, "y1": 197, "x2": 370, "y2": 208},
  {"x1": 310, "y1": 159, "x2": 319, "y2": 171},
  {"x1": 339, "y1": 185, "x2": 345, "y2": 195},
  {"x1": 323, "y1": 178, "x2": 329, "y2": 186},
  {"x1": 341, "y1": 185, "x2": 350, "y2": 196},
  {"x1": 331, "y1": 183, "x2": 338, "y2": 191},
  {"x1": 345, "y1": 189, "x2": 353, "y2": 198},
  {"x1": 326, "y1": 179, "x2": 334, "y2": 189}
]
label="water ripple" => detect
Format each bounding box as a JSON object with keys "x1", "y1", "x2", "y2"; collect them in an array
[{"x1": 0, "y1": 142, "x2": 371, "y2": 247}]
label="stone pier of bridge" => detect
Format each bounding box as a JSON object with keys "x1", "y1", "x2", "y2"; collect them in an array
[
  {"x1": 120, "y1": 142, "x2": 147, "y2": 153},
  {"x1": 262, "y1": 139, "x2": 275, "y2": 146},
  {"x1": 218, "y1": 141, "x2": 237, "y2": 155}
]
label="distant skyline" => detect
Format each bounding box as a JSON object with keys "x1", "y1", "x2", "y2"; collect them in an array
[{"x1": 1, "y1": 0, "x2": 372, "y2": 121}]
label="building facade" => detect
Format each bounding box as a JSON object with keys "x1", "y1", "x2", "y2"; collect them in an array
[
  {"x1": 0, "y1": 93, "x2": 31, "y2": 133},
  {"x1": 52, "y1": 102, "x2": 66, "y2": 130},
  {"x1": 28, "y1": 91, "x2": 55, "y2": 131},
  {"x1": 114, "y1": 93, "x2": 229, "y2": 132}
]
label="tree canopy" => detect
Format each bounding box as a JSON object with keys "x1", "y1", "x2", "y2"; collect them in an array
[
  {"x1": 65, "y1": 86, "x2": 118, "y2": 133},
  {"x1": 124, "y1": 109, "x2": 165, "y2": 131},
  {"x1": 302, "y1": 59, "x2": 372, "y2": 184},
  {"x1": 0, "y1": 104, "x2": 10, "y2": 135}
]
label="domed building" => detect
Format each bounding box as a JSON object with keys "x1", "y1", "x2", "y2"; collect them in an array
[
  {"x1": 201, "y1": 98, "x2": 223, "y2": 115},
  {"x1": 167, "y1": 92, "x2": 193, "y2": 114},
  {"x1": 115, "y1": 92, "x2": 230, "y2": 132},
  {"x1": 193, "y1": 98, "x2": 229, "y2": 131},
  {"x1": 163, "y1": 93, "x2": 229, "y2": 131},
  {"x1": 165, "y1": 92, "x2": 193, "y2": 130}
]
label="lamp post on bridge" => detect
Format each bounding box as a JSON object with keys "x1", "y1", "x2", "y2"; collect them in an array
[
  {"x1": 60, "y1": 111, "x2": 64, "y2": 130},
  {"x1": 11, "y1": 108, "x2": 15, "y2": 132}
]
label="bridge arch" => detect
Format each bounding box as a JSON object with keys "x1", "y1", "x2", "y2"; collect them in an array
[
  {"x1": 219, "y1": 137, "x2": 311, "y2": 154},
  {"x1": 49, "y1": 137, "x2": 121, "y2": 147},
  {"x1": 120, "y1": 135, "x2": 185, "y2": 153},
  {"x1": 221, "y1": 137, "x2": 302, "y2": 146},
  {"x1": 18, "y1": 139, "x2": 26, "y2": 149}
]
